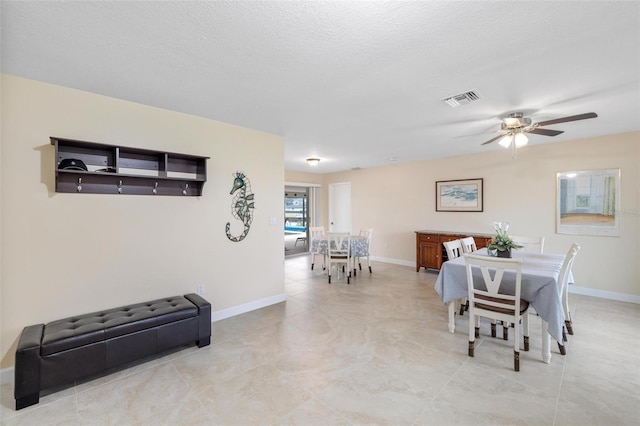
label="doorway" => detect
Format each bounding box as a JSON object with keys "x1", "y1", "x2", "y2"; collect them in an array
[
  {"x1": 284, "y1": 187, "x2": 309, "y2": 256},
  {"x1": 328, "y1": 182, "x2": 352, "y2": 233}
]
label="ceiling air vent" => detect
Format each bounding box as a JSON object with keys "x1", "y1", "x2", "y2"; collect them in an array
[{"x1": 442, "y1": 90, "x2": 482, "y2": 108}]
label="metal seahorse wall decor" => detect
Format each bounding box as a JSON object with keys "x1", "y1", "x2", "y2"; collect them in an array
[{"x1": 225, "y1": 171, "x2": 255, "y2": 242}]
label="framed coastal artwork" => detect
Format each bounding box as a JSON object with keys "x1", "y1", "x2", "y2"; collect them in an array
[
  {"x1": 556, "y1": 169, "x2": 620, "y2": 236},
  {"x1": 436, "y1": 178, "x2": 483, "y2": 212}
]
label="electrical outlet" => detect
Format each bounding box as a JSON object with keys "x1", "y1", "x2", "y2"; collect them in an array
[{"x1": 196, "y1": 284, "x2": 204, "y2": 295}]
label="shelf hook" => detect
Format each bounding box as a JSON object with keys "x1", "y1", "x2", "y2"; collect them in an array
[
  {"x1": 77, "y1": 177, "x2": 82, "y2": 192},
  {"x1": 153, "y1": 182, "x2": 158, "y2": 195},
  {"x1": 182, "y1": 183, "x2": 189, "y2": 196},
  {"x1": 118, "y1": 180, "x2": 123, "y2": 194}
]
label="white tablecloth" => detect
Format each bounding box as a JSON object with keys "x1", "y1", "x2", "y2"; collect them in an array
[
  {"x1": 434, "y1": 248, "x2": 569, "y2": 344},
  {"x1": 310, "y1": 235, "x2": 369, "y2": 257}
]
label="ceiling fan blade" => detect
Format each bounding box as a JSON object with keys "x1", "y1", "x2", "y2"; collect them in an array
[
  {"x1": 537, "y1": 112, "x2": 598, "y2": 127},
  {"x1": 528, "y1": 128, "x2": 564, "y2": 137},
  {"x1": 481, "y1": 134, "x2": 506, "y2": 145}
]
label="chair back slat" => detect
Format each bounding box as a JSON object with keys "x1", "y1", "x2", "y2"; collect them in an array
[
  {"x1": 309, "y1": 226, "x2": 325, "y2": 238},
  {"x1": 464, "y1": 254, "x2": 523, "y2": 318},
  {"x1": 327, "y1": 232, "x2": 352, "y2": 283},
  {"x1": 443, "y1": 239, "x2": 463, "y2": 260},
  {"x1": 359, "y1": 228, "x2": 373, "y2": 254},
  {"x1": 461, "y1": 236, "x2": 477, "y2": 253}
]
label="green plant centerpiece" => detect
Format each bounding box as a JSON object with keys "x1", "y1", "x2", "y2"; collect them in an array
[{"x1": 487, "y1": 222, "x2": 522, "y2": 258}]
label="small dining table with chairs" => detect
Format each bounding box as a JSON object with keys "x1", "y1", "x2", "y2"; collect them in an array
[
  {"x1": 435, "y1": 246, "x2": 575, "y2": 364},
  {"x1": 310, "y1": 230, "x2": 373, "y2": 282},
  {"x1": 310, "y1": 234, "x2": 369, "y2": 257}
]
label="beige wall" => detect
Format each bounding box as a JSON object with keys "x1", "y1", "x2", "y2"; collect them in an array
[
  {"x1": 2, "y1": 74, "x2": 638, "y2": 370},
  {"x1": 1, "y1": 75, "x2": 285, "y2": 367},
  {"x1": 321, "y1": 133, "x2": 640, "y2": 297},
  {"x1": 284, "y1": 170, "x2": 323, "y2": 186}
]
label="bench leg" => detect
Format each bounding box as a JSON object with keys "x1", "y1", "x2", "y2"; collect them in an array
[
  {"x1": 15, "y1": 324, "x2": 44, "y2": 410},
  {"x1": 197, "y1": 337, "x2": 211, "y2": 348},
  {"x1": 16, "y1": 394, "x2": 40, "y2": 410}
]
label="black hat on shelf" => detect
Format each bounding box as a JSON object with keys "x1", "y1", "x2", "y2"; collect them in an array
[{"x1": 58, "y1": 158, "x2": 88, "y2": 171}]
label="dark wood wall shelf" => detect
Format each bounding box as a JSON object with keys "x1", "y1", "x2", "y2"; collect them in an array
[{"x1": 51, "y1": 137, "x2": 209, "y2": 196}]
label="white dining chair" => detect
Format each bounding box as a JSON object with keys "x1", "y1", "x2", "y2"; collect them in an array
[
  {"x1": 443, "y1": 239, "x2": 463, "y2": 260},
  {"x1": 354, "y1": 228, "x2": 373, "y2": 275},
  {"x1": 309, "y1": 226, "x2": 326, "y2": 271},
  {"x1": 443, "y1": 240, "x2": 467, "y2": 315},
  {"x1": 557, "y1": 243, "x2": 580, "y2": 354},
  {"x1": 459, "y1": 237, "x2": 479, "y2": 318},
  {"x1": 511, "y1": 235, "x2": 545, "y2": 253},
  {"x1": 460, "y1": 236, "x2": 478, "y2": 253},
  {"x1": 326, "y1": 232, "x2": 351, "y2": 284},
  {"x1": 464, "y1": 254, "x2": 530, "y2": 371}
]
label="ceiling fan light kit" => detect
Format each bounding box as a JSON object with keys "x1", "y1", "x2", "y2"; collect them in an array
[
  {"x1": 498, "y1": 135, "x2": 513, "y2": 148},
  {"x1": 496, "y1": 132, "x2": 528, "y2": 149},
  {"x1": 514, "y1": 133, "x2": 528, "y2": 148}
]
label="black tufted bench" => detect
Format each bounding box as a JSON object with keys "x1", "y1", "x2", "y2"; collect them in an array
[{"x1": 14, "y1": 293, "x2": 211, "y2": 410}]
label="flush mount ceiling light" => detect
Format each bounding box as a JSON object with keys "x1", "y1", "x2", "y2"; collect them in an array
[{"x1": 306, "y1": 158, "x2": 320, "y2": 167}]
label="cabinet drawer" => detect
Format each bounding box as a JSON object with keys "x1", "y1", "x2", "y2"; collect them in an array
[
  {"x1": 418, "y1": 233, "x2": 439, "y2": 242},
  {"x1": 439, "y1": 235, "x2": 464, "y2": 243}
]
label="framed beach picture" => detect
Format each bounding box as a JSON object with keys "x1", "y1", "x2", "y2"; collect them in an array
[
  {"x1": 436, "y1": 178, "x2": 483, "y2": 212},
  {"x1": 556, "y1": 169, "x2": 620, "y2": 236}
]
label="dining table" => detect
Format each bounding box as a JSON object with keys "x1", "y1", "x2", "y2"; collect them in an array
[
  {"x1": 310, "y1": 234, "x2": 369, "y2": 273},
  {"x1": 434, "y1": 248, "x2": 571, "y2": 364},
  {"x1": 310, "y1": 235, "x2": 368, "y2": 256}
]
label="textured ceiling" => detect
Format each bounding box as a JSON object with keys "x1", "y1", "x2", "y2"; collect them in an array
[{"x1": 2, "y1": 1, "x2": 639, "y2": 173}]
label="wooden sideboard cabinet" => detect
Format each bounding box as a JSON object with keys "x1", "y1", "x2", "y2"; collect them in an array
[{"x1": 415, "y1": 230, "x2": 493, "y2": 271}]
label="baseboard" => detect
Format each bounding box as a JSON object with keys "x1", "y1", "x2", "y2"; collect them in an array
[
  {"x1": 569, "y1": 285, "x2": 640, "y2": 304},
  {"x1": 370, "y1": 256, "x2": 414, "y2": 268},
  {"x1": 211, "y1": 293, "x2": 287, "y2": 322},
  {"x1": 1, "y1": 366, "x2": 13, "y2": 385}
]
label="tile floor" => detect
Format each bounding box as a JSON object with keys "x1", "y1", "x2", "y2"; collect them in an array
[
  {"x1": 1, "y1": 255, "x2": 639, "y2": 425},
  {"x1": 285, "y1": 232, "x2": 308, "y2": 256}
]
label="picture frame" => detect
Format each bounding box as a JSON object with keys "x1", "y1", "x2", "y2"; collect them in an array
[
  {"x1": 556, "y1": 169, "x2": 620, "y2": 237},
  {"x1": 436, "y1": 178, "x2": 483, "y2": 212}
]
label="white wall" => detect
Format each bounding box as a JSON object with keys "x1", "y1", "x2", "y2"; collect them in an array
[
  {"x1": 0, "y1": 75, "x2": 285, "y2": 367},
  {"x1": 322, "y1": 132, "x2": 640, "y2": 297}
]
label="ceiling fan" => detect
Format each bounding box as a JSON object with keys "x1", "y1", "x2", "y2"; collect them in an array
[{"x1": 481, "y1": 111, "x2": 598, "y2": 149}]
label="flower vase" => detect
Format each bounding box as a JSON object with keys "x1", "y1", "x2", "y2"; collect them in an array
[{"x1": 496, "y1": 248, "x2": 512, "y2": 258}]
